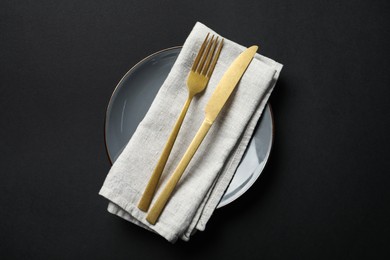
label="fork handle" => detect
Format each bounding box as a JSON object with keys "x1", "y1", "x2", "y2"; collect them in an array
[
  {"x1": 146, "y1": 119, "x2": 212, "y2": 224},
  {"x1": 138, "y1": 96, "x2": 193, "y2": 212}
]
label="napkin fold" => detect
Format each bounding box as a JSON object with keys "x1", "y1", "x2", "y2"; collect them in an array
[{"x1": 99, "y1": 22, "x2": 282, "y2": 242}]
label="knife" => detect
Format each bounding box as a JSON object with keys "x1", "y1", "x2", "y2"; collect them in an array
[{"x1": 146, "y1": 46, "x2": 258, "y2": 224}]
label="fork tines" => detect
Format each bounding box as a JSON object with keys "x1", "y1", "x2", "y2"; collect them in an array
[{"x1": 191, "y1": 33, "x2": 224, "y2": 77}]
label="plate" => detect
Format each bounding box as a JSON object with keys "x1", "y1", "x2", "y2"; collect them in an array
[{"x1": 104, "y1": 47, "x2": 274, "y2": 208}]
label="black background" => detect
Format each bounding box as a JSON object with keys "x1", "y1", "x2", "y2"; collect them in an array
[{"x1": 1, "y1": 0, "x2": 389, "y2": 259}]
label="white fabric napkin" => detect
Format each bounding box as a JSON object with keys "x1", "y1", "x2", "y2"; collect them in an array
[{"x1": 99, "y1": 22, "x2": 282, "y2": 242}]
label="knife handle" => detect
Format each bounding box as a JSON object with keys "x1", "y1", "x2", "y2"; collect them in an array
[
  {"x1": 146, "y1": 119, "x2": 212, "y2": 224},
  {"x1": 138, "y1": 96, "x2": 193, "y2": 212}
]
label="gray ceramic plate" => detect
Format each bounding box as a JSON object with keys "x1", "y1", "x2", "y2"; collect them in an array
[{"x1": 104, "y1": 47, "x2": 274, "y2": 208}]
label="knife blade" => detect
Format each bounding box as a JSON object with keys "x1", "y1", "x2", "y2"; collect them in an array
[
  {"x1": 205, "y1": 45, "x2": 258, "y2": 123},
  {"x1": 146, "y1": 46, "x2": 258, "y2": 224}
]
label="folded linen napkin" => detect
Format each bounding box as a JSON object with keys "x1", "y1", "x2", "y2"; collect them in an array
[{"x1": 99, "y1": 22, "x2": 282, "y2": 242}]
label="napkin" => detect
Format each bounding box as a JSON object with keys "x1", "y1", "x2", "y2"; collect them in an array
[{"x1": 99, "y1": 22, "x2": 282, "y2": 242}]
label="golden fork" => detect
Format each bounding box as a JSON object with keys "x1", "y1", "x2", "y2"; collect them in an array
[{"x1": 137, "y1": 33, "x2": 224, "y2": 212}]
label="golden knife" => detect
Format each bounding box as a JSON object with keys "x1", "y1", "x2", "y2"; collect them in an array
[{"x1": 146, "y1": 46, "x2": 259, "y2": 224}]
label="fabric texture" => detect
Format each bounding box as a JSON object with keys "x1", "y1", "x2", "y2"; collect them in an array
[{"x1": 99, "y1": 22, "x2": 283, "y2": 242}]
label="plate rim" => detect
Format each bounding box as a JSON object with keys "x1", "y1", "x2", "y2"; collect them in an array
[
  {"x1": 104, "y1": 46, "x2": 182, "y2": 164},
  {"x1": 103, "y1": 46, "x2": 275, "y2": 207},
  {"x1": 217, "y1": 107, "x2": 275, "y2": 207}
]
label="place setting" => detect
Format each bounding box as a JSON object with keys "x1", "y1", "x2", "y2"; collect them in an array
[{"x1": 100, "y1": 22, "x2": 283, "y2": 242}]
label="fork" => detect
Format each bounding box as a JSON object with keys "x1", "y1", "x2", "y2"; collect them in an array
[{"x1": 137, "y1": 33, "x2": 224, "y2": 212}]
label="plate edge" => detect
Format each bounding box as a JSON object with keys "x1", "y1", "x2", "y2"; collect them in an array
[{"x1": 103, "y1": 46, "x2": 182, "y2": 164}]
